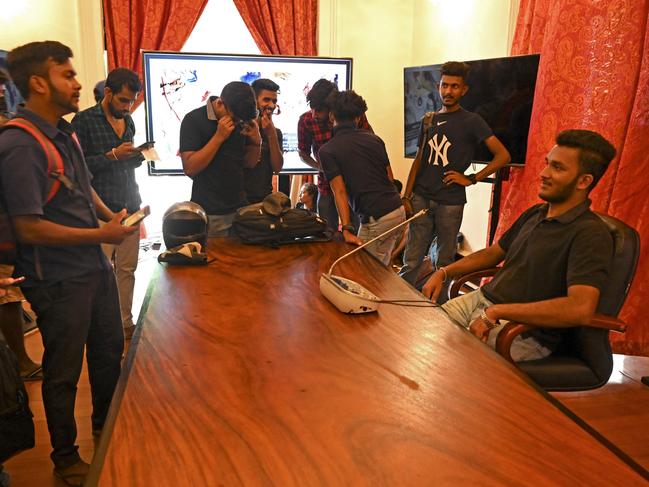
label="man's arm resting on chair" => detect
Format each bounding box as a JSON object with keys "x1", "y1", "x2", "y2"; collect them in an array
[
  {"x1": 422, "y1": 244, "x2": 506, "y2": 302},
  {"x1": 470, "y1": 285, "x2": 601, "y2": 341}
]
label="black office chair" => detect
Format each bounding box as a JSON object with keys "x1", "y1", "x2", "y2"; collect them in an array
[{"x1": 448, "y1": 213, "x2": 640, "y2": 392}]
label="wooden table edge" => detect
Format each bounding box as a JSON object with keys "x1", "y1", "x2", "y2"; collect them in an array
[
  {"x1": 84, "y1": 245, "x2": 649, "y2": 485},
  {"x1": 86, "y1": 263, "x2": 160, "y2": 486}
]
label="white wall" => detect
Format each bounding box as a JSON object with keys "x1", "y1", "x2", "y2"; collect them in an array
[
  {"x1": 3, "y1": 0, "x2": 520, "y2": 248},
  {"x1": 318, "y1": 0, "x2": 519, "y2": 251},
  {"x1": 0, "y1": 0, "x2": 106, "y2": 111},
  {"x1": 318, "y1": 0, "x2": 416, "y2": 183}
]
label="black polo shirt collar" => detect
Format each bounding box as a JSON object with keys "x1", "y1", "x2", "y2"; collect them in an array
[
  {"x1": 540, "y1": 199, "x2": 592, "y2": 224},
  {"x1": 16, "y1": 106, "x2": 74, "y2": 140},
  {"x1": 332, "y1": 122, "x2": 356, "y2": 135}
]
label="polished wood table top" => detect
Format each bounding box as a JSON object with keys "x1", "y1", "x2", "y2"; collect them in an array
[{"x1": 89, "y1": 239, "x2": 647, "y2": 486}]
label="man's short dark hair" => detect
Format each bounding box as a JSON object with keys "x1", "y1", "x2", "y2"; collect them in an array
[
  {"x1": 105, "y1": 68, "x2": 141, "y2": 94},
  {"x1": 556, "y1": 129, "x2": 616, "y2": 191},
  {"x1": 440, "y1": 61, "x2": 470, "y2": 82},
  {"x1": 93, "y1": 80, "x2": 105, "y2": 103},
  {"x1": 7, "y1": 41, "x2": 73, "y2": 99},
  {"x1": 301, "y1": 182, "x2": 317, "y2": 200},
  {"x1": 306, "y1": 79, "x2": 338, "y2": 111},
  {"x1": 330, "y1": 90, "x2": 367, "y2": 123},
  {"x1": 251, "y1": 78, "x2": 279, "y2": 96},
  {"x1": 221, "y1": 81, "x2": 258, "y2": 122}
]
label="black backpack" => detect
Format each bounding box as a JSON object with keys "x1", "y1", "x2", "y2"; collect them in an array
[
  {"x1": 0, "y1": 342, "x2": 35, "y2": 463},
  {"x1": 233, "y1": 203, "x2": 332, "y2": 246}
]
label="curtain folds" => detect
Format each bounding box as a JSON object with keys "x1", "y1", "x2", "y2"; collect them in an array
[
  {"x1": 502, "y1": 0, "x2": 649, "y2": 355},
  {"x1": 232, "y1": 0, "x2": 317, "y2": 56},
  {"x1": 102, "y1": 0, "x2": 208, "y2": 110},
  {"x1": 232, "y1": 0, "x2": 317, "y2": 185}
]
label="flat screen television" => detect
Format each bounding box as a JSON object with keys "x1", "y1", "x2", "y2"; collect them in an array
[
  {"x1": 142, "y1": 51, "x2": 353, "y2": 175},
  {"x1": 403, "y1": 54, "x2": 539, "y2": 166}
]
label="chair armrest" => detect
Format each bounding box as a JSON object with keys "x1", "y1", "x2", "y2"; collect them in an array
[
  {"x1": 495, "y1": 323, "x2": 534, "y2": 363},
  {"x1": 589, "y1": 314, "x2": 627, "y2": 332},
  {"x1": 448, "y1": 267, "x2": 501, "y2": 299},
  {"x1": 494, "y1": 314, "x2": 626, "y2": 363}
]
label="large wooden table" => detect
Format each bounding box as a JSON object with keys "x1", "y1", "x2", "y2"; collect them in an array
[{"x1": 88, "y1": 239, "x2": 648, "y2": 486}]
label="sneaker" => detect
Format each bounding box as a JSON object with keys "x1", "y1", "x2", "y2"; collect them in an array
[{"x1": 53, "y1": 459, "x2": 90, "y2": 487}]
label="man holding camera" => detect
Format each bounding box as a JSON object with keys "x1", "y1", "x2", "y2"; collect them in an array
[{"x1": 180, "y1": 81, "x2": 262, "y2": 236}]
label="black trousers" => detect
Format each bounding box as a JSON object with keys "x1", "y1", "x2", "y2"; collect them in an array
[{"x1": 23, "y1": 269, "x2": 123, "y2": 467}]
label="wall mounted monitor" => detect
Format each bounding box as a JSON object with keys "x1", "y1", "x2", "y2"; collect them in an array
[
  {"x1": 403, "y1": 54, "x2": 540, "y2": 166},
  {"x1": 142, "y1": 51, "x2": 353, "y2": 175}
]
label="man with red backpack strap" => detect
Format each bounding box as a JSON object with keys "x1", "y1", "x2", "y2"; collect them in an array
[{"x1": 0, "y1": 41, "x2": 137, "y2": 486}]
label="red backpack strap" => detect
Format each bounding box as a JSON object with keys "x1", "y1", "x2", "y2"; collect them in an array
[{"x1": 3, "y1": 118, "x2": 64, "y2": 203}]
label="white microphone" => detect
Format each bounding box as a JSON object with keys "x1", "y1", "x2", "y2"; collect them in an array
[{"x1": 320, "y1": 209, "x2": 428, "y2": 314}]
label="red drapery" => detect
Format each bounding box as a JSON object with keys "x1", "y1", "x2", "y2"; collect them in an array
[
  {"x1": 500, "y1": 0, "x2": 649, "y2": 355},
  {"x1": 102, "y1": 0, "x2": 209, "y2": 110},
  {"x1": 232, "y1": 0, "x2": 317, "y2": 56},
  {"x1": 233, "y1": 0, "x2": 317, "y2": 185}
]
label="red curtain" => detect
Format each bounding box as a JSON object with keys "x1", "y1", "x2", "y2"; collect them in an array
[
  {"x1": 500, "y1": 0, "x2": 649, "y2": 355},
  {"x1": 232, "y1": 0, "x2": 317, "y2": 56},
  {"x1": 233, "y1": 0, "x2": 317, "y2": 186},
  {"x1": 102, "y1": 0, "x2": 209, "y2": 110}
]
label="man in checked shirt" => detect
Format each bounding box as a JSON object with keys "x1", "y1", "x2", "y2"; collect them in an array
[
  {"x1": 72, "y1": 68, "x2": 144, "y2": 339},
  {"x1": 297, "y1": 79, "x2": 372, "y2": 232}
]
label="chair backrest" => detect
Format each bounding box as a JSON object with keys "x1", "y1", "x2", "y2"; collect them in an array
[
  {"x1": 523, "y1": 213, "x2": 640, "y2": 391},
  {"x1": 594, "y1": 213, "x2": 640, "y2": 316}
]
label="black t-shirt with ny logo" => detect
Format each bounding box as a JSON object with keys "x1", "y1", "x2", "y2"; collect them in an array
[{"x1": 413, "y1": 108, "x2": 492, "y2": 205}]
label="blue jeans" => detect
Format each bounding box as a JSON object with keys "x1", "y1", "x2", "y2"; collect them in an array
[
  {"x1": 400, "y1": 194, "x2": 464, "y2": 299},
  {"x1": 442, "y1": 290, "x2": 553, "y2": 361},
  {"x1": 358, "y1": 206, "x2": 406, "y2": 266},
  {"x1": 317, "y1": 191, "x2": 359, "y2": 232}
]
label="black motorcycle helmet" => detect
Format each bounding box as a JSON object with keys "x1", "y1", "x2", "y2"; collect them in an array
[{"x1": 162, "y1": 201, "x2": 208, "y2": 250}]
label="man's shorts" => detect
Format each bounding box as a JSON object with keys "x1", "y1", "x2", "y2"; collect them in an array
[{"x1": 0, "y1": 263, "x2": 24, "y2": 305}]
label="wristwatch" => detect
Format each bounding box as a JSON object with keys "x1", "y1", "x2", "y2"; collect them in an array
[
  {"x1": 467, "y1": 173, "x2": 478, "y2": 185},
  {"x1": 341, "y1": 224, "x2": 355, "y2": 233},
  {"x1": 480, "y1": 308, "x2": 500, "y2": 329}
]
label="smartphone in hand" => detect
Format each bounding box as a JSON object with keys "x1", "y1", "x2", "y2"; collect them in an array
[
  {"x1": 136, "y1": 141, "x2": 155, "y2": 151},
  {"x1": 122, "y1": 205, "x2": 150, "y2": 227}
]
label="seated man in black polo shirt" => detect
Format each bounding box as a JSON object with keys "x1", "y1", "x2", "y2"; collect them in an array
[
  {"x1": 319, "y1": 91, "x2": 405, "y2": 265},
  {"x1": 180, "y1": 81, "x2": 262, "y2": 237},
  {"x1": 422, "y1": 129, "x2": 616, "y2": 361}
]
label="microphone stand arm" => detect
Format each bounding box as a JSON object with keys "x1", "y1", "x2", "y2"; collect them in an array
[{"x1": 327, "y1": 209, "x2": 428, "y2": 275}]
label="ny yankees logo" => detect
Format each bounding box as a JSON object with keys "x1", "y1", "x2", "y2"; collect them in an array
[{"x1": 428, "y1": 133, "x2": 452, "y2": 167}]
